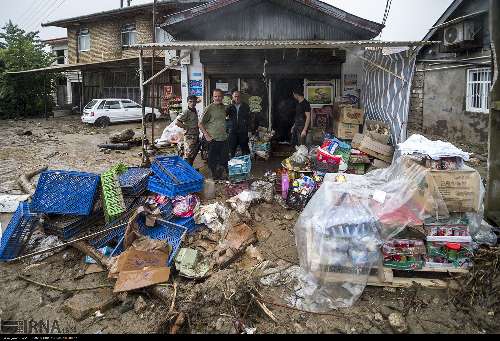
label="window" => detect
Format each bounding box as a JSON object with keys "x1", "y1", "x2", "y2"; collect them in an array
[
  {"x1": 155, "y1": 26, "x2": 174, "y2": 43},
  {"x1": 97, "y1": 101, "x2": 106, "y2": 109},
  {"x1": 122, "y1": 24, "x2": 137, "y2": 47},
  {"x1": 121, "y1": 100, "x2": 141, "y2": 108},
  {"x1": 104, "y1": 100, "x2": 122, "y2": 109},
  {"x1": 78, "y1": 29, "x2": 90, "y2": 52},
  {"x1": 55, "y1": 50, "x2": 65, "y2": 64},
  {"x1": 84, "y1": 99, "x2": 98, "y2": 109},
  {"x1": 466, "y1": 68, "x2": 491, "y2": 113}
]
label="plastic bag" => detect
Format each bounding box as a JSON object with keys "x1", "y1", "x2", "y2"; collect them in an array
[
  {"x1": 172, "y1": 194, "x2": 200, "y2": 218},
  {"x1": 290, "y1": 145, "x2": 309, "y2": 165},
  {"x1": 227, "y1": 190, "x2": 262, "y2": 215},
  {"x1": 194, "y1": 202, "x2": 232, "y2": 234},
  {"x1": 156, "y1": 119, "x2": 185, "y2": 146}
]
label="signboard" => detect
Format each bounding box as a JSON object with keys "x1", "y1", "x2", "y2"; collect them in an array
[
  {"x1": 189, "y1": 80, "x2": 203, "y2": 97},
  {"x1": 216, "y1": 83, "x2": 229, "y2": 92},
  {"x1": 343, "y1": 74, "x2": 359, "y2": 105}
]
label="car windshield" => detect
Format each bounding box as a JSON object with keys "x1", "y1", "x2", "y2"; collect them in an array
[{"x1": 84, "y1": 100, "x2": 98, "y2": 109}]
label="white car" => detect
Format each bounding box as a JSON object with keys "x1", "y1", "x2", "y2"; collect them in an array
[{"x1": 81, "y1": 99, "x2": 162, "y2": 127}]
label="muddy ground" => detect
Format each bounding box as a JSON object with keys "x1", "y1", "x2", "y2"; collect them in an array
[{"x1": 0, "y1": 115, "x2": 498, "y2": 334}]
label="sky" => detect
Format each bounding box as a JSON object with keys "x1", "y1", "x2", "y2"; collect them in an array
[{"x1": 0, "y1": 0, "x2": 454, "y2": 41}]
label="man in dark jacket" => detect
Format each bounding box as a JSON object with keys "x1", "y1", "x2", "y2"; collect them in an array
[{"x1": 226, "y1": 90, "x2": 252, "y2": 158}]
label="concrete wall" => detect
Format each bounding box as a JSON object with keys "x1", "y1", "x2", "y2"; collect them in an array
[{"x1": 421, "y1": 66, "x2": 489, "y2": 143}]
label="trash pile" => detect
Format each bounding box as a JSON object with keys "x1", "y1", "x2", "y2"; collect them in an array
[
  {"x1": 293, "y1": 134, "x2": 495, "y2": 311},
  {"x1": 249, "y1": 127, "x2": 274, "y2": 160}
]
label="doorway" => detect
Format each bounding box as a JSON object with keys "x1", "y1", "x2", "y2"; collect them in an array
[{"x1": 271, "y1": 78, "x2": 303, "y2": 143}]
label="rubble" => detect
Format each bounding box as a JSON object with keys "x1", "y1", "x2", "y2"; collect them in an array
[{"x1": 62, "y1": 289, "x2": 118, "y2": 321}]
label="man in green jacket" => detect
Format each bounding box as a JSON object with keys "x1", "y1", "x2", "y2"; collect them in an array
[{"x1": 199, "y1": 89, "x2": 229, "y2": 179}]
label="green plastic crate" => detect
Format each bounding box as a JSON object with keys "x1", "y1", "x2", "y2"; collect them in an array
[{"x1": 101, "y1": 164, "x2": 128, "y2": 223}]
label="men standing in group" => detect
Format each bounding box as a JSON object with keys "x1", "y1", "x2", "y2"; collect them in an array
[
  {"x1": 291, "y1": 87, "x2": 311, "y2": 146},
  {"x1": 199, "y1": 89, "x2": 229, "y2": 180},
  {"x1": 226, "y1": 90, "x2": 252, "y2": 158},
  {"x1": 176, "y1": 95, "x2": 200, "y2": 165}
]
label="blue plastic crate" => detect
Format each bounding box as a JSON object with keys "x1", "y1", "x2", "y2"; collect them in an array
[
  {"x1": 0, "y1": 202, "x2": 38, "y2": 261},
  {"x1": 171, "y1": 216, "x2": 201, "y2": 234},
  {"x1": 149, "y1": 156, "x2": 204, "y2": 197},
  {"x1": 31, "y1": 170, "x2": 100, "y2": 216},
  {"x1": 228, "y1": 155, "x2": 252, "y2": 176},
  {"x1": 138, "y1": 218, "x2": 187, "y2": 266},
  {"x1": 119, "y1": 167, "x2": 151, "y2": 196},
  {"x1": 158, "y1": 200, "x2": 173, "y2": 220},
  {"x1": 148, "y1": 176, "x2": 203, "y2": 198},
  {"x1": 43, "y1": 198, "x2": 104, "y2": 241},
  {"x1": 89, "y1": 196, "x2": 143, "y2": 248}
]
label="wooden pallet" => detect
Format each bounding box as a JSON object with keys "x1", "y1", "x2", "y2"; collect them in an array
[{"x1": 313, "y1": 261, "x2": 468, "y2": 290}]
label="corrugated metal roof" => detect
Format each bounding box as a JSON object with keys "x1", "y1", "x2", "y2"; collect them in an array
[
  {"x1": 162, "y1": 0, "x2": 384, "y2": 35},
  {"x1": 128, "y1": 40, "x2": 440, "y2": 50},
  {"x1": 42, "y1": 1, "x2": 203, "y2": 28}
]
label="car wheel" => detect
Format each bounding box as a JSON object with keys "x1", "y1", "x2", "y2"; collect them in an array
[
  {"x1": 94, "y1": 117, "x2": 110, "y2": 128},
  {"x1": 145, "y1": 113, "x2": 154, "y2": 122}
]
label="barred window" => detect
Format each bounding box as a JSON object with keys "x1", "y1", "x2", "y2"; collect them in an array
[
  {"x1": 78, "y1": 28, "x2": 90, "y2": 52},
  {"x1": 122, "y1": 23, "x2": 137, "y2": 47},
  {"x1": 466, "y1": 68, "x2": 491, "y2": 113}
]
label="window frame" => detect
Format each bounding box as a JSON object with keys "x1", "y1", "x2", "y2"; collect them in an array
[
  {"x1": 104, "y1": 100, "x2": 123, "y2": 110},
  {"x1": 466, "y1": 67, "x2": 491, "y2": 113},
  {"x1": 78, "y1": 28, "x2": 91, "y2": 52},
  {"x1": 121, "y1": 23, "x2": 138, "y2": 48}
]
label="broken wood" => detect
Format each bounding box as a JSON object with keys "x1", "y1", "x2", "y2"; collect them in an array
[
  {"x1": 169, "y1": 312, "x2": 186, "y2": 334},
  {"x1": 17, "y1": 165, "x2": 48, "y2": 196},
  {"x1": 17, "y1": 275, "x2": 113, "y2": 292}
]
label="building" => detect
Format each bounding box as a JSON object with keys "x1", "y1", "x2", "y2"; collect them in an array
[
  {"x1": 38, "y1": 1, "x2": 205, "y2": 109},
  {"x1": 44, "y1": 37, "x2": 82, "y2": 109},
  {"x1": 409, "y1": 0, "x2": 492, "y2": 144},
  {"x1": 154, "y1": 0, "x2": 391, "y2": 142}
]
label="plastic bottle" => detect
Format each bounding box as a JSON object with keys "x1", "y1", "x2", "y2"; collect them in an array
[{"x1": 202, "y1": 179, "x2": 216, "y2": 200}]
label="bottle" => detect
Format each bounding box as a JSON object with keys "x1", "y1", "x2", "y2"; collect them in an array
[{"x1": 201, "y1": 179, "x2": 216, "y2": 200}]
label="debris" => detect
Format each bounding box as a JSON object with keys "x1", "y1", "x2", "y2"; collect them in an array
[
  {"x1": 85, "y1": 264, "x2": 106, "y2": 275},
  {"x1": 388, "y1": 312, "x2": 408, "y2": 333},
  {"x1": 113, "y1": 267, "x2": 171, "y2": 293},
  {"x1": 29, "y1": 234, "x2": 64, "y2": 262},
  {"x1": 245, "y1": 245, "x2": 264, "y2": 262},
  {"x1": 62, "y1": 288, "x2": 118, "y2": 321},
  {"x1": 174, "y1": 248, "x2": 211, "y2": 279},
  {"x1": 170, "y1": 312, "x2": 186, "y2": 334},
  {"x1": 214, "y1": 223, "x2": 257, "y2": 268},
  {"x1": 17, "y1": 165, "x2": 48, "y2": 196},
  {"x1": 0, "y1": 194, "x2": 30, "y2": 213},
  {"x1": 94, "y1": 310, "x2": 104, "y2": 318},
  {"x1": 227, "y1": 190, "x2": 262, "y2": 216},
  {"x1": 251, "y1": 181, "x2": 275, "y2": 203},
  {"x1": 134, "y1": 296, "x2": 147, "y2": 313},
  {"x1": 110, "y1": 129, "x2": 135, "y2": 143},
  {"x1": 194, "y1": 202, "x2": 232, "y2": 234},
  {"x1": 85, "y1": 246, "x2": 113, "y2": 264},
  {"x1": 97, "y1": 143, "x2": 131, "y2": 151}
]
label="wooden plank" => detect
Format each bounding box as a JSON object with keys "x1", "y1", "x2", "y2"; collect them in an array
[{"x1": 414, "y1": 266, "x2": 469, "y2": 274}]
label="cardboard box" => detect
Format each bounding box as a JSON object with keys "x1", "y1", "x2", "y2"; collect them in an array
[
  {"x1": 372, "y1": 159, "x2": 391, "y2": 169},
  {"x1": 334, "y1": 104, "x2": 365, "y2": 125},
  {"x1": 364, "y1": 119, "x2": 391, "y2": 144},
  {"x1": 333, "y1": 121, "x2": 360, "y2": 140},
  {"x1": 352, "y1": 134, "x2": 394, "y2": 163},
  {"x1": 427, "y1": 169, "x2": 481, "y2": 213}
]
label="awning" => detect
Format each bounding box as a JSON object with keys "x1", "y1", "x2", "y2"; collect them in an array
[
  {"x1": 127, "y1": 40, "x2": 440, "y2": 51},
  {"x1": 7, "y1": 57, "x2": 165, "y2": 75}
]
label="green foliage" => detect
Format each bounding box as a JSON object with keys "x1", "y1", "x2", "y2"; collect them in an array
[{"x1": 0, "y1": 21, "x2": 56, "y2": 118}]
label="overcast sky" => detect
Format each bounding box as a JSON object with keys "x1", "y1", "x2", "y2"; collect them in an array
[{"x1": 1, "y1": 0, "x2": 453, "y2": 41}]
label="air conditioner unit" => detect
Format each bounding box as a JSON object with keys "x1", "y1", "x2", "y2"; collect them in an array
[{"x1": 443, "y1": 21, "x2": 475, "y2": 46}]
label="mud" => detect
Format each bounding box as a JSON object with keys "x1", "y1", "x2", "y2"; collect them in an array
[{"x1": 0, "y1": 116, "x2": 497, "y2": 334}]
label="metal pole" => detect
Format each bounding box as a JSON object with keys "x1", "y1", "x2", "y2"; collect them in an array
[
  {"x1": 151, "y1": 0, "x2": 157, "y2": 148},
  {"x1": 139, "y1": 49, "x2": 148, "y2": 166}
]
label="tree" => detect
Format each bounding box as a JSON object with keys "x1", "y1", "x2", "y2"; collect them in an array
[{"x1": 0, "y1": 21, "x2": 56, "y2": 118}]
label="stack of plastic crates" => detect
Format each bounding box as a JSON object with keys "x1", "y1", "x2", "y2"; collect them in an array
[
  {"x1": 148, "y1": 156, "x2": 204, "y2": 198},
  {"x1": 138, "y1": 217, "x2": 187, "y2": 266},
  {"x1": 31, "y1": 170, "x2": 100, "y2": 216},
  {"x1": 119, "y1": 167, "x2": 151, "y2": 196},
  {"x1": 228, "y1": 155, "x2": 251, "y2": 183},
  {"x1": 89, "y1": 196, "x2": 143, "y2": 252},
  {"x1": 43, "y1": 197, "x2": 104, "y2": 241},
  {"x1": 101, "y1": 164, "x2": 128, "y2": 223},
  {"x1": 0, "y1": 202, "x2": 38, "y2": 261}
]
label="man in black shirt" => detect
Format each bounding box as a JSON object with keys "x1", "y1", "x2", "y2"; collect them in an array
[
  {"x1": 226, "y1": 90, "x2": 252, "y2": 157},
  {"x1": 291, "y1": 88, "x2": 311, "y2": 146}
]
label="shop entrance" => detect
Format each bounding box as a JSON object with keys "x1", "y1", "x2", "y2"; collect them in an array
[{"x1": 271, "y1": 78, "x2": 304, "y2": 143}]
